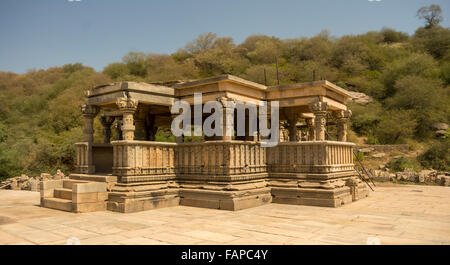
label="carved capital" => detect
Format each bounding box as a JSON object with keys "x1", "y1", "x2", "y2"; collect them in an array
[
  {"x1": 217, "y1": 96, "x2": 235, "y2": 108},
  {"x1": 309, "y1": 100, "x2": 328, "y2": 114},
  {"x1": 306, "y1": 118, "x2": 315, "y2": 127},
  {"x1": 79, "y1": 104, "x2": 99, "y2": 117},
  {"x1": 332, "y1": 110, "x2": 352, "y2": 121},
  {"x1": 116, "y1": 97, "x2": 138, "y2": 111}
]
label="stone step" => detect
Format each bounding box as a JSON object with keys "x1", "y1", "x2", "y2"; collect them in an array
[
  {"x1": 63, "y1": 179, "x2": 88, "y2": 189},
  {"x1": 69, "y1": 174, "x2": 118, "y2": 183},
  {"x1": 41, "y1": 197, "x2": 72, "y2": 212},
  {"x1": 54, "y1": 188, "x2": 72, "y2": 200}
]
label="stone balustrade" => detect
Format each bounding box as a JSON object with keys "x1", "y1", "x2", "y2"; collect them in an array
[
  {"x1": 267, "y1": 141, "x2": 355, "y2": 174},
  {"x1": 175, "y1": 141, "x2": 266, "y2": 176},
  {"x1": 77, "y1": 140, "x2": 354, "y2": 177},
  {"x1": 111, "y1": 140, "x2": 176, "y2": 177}
]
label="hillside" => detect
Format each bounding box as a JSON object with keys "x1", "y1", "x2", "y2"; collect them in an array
[{"x1": 0, "y1": 23, "x2": 449, "y2": 180}]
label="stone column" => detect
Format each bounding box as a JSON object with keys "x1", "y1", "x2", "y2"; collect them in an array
[
  {"x1": 171, "y1": 114, "x2": 184, "y2": 143},
  {"x1": 116, "y1": 97, "x2": 138, "y2": 141},
  {"x1": 259, "y1": 110, "x2": 271, "y2": 141},
  {"x1": 79, "y1": 104, "x2": 99, "y2": 174},
  {"x1": 305, "y1": 118, "x2": 315, "y2": 141},
  {"x1": 309, "y1": 100, "x2": 328, "y2": 141},
  {"x1": 79, "y1": 104, "x2": 99, "y2": 143},
  {"x1": 146, "y1": 114, "x2": 158, "y2": 141},
  {"x1": 218, "y1": 97, "x2": 233, "y2": 141},
  {"x1": 287, "y1": 117, "x2": 300, "y2": 142},
  {"x1": 284, "y1": 108, "x2": 300, "y2": 142},
  {"x1": 99, "y1": 115, "x2": 115, "y2": 143},
  {"x1": 134, "y1": 107, "x2": 147, "y2": 140},
  {"x1": 115, "y1": 118, "x2": 123, "y2": 140},
  {"x1": 333, "y1": 110, "x2": 352, "y2": 142}
]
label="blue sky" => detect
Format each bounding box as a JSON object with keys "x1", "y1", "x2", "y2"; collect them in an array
[{"x1": 1, "y1": 0, "x2": 449, "y2": 73}]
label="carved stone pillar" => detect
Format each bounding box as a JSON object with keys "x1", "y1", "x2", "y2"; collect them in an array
[
  {"x1": 134, "y1": 107, "x2": 147, "y2": 140},
  {"x1": 309, "y1": 100, "x2": 328, "y2": 141},
  {"x1": 116, "y1": 97, "x2": 138, "y2": 141},
  {"x1": 146, "y1": 114, "x2": 158, "y2": 141},
  {"x1": 218, "y1": 97, "x2": 233, "y2": 141},
  {"x1": 287, "y1": 118, "x2": 300, "y2": 142},
  {"x1": 306, "y1": 118, "x2": 315, "y2": 141},
  {"x1": 99, "y1": 115, "x2": 115, "y2": 143},
  {"x1": 115, "y1": 118, "x2": 123, "y2": 140},
  {"x1": 79, "y1": 104, "x2": 99, "y2": 143},
  {"x1": 259, "y1": 110, "x2": 271, "y2": 141},
  {"x1": 333, "y1": 110, "x2": 352, "y2": 142},
  {"x1": 285, "y1": 108, "x2": 300, "y2": 142},
  {"x1": 171, "y1": 114, "x2": 184, "y2": 143},
  {"x1": 79, "y1": 104, "x2": 99, "y2": 174}
]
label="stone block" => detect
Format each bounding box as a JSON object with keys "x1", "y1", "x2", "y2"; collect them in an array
[
  {"x1": 40, "y1": 179, "x2": 63, "y2": 191},
  {"x1": 108, "y1": 195, "x2": 180, "y2": 213},
  {"x1": 73, "y1": 182, "x2": 106, "y2": 194},
  {"x1": 73, "y1": 201, "x2": 106, "y2": 213},
  {"x1": 72, "y1": 192, "x2": 108, "y2": 203},
  {"x1": 40, "y1": 180, "x2": 63, "y2": 198},
  {"x1": 41, "y1": 198, "x2": 72, "y2": 212}
]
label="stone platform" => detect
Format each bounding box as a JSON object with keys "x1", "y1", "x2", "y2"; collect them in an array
[{"x1": 1, "y1": 183, "x2": 450, "y2": 245}]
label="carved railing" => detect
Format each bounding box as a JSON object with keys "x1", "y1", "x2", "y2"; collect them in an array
[
  {"x1": 267, "y1": 141, "x2": 355, "y2": 173},
  {"x1": 76, "y1": 140, "x2": 354, "y2": 178},
  {"x1": 175, "y1": 141, "x2": 266, "y2": 176},
  {"x1": 112, "y1": 141, "x2": 176, "y2": 177}
]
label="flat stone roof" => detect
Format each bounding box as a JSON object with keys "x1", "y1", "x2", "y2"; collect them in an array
[
  {"x1": 268, "y1": 80, "x2": 353, "y2": 99},
  {"x1": 173, "y1": 74, "x2": 267, "y2": 90}
]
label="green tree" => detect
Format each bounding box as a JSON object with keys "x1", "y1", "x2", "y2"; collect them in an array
[
  {"x1": 122, "y1": 52, "x2": 147, "y2": 77},
  {"x1": 374, "y1": 110, "x2": 417, "y2": 144},
  {"x1": 417, "y1": 4, "x2": 443, "y2": 28},
  {"x1": 103, "y1": 62, "x2": 130, "y2": 80},
  {"x1": 381, "y1": 53, "x2": 440, "y2": 97}
]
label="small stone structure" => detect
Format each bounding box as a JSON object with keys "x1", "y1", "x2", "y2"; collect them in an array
[{"x1": 40, "y1": 75, "x2": 369, "y2": 213}]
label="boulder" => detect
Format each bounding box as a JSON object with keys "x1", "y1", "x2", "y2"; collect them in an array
[
  {"x1": 359, "y1": 148, "x2": 374, "y2": 154},
  {"x1": 53, "y1": 169, "x2": 65, "y2": 180},
  {"x1": 405, "y1": 168, "x2": 418, "y2": 182},
  {"x1": 376, "y1": 171, "x2": 391, "y2": 181},
  {"x1": 28, "y1": 178, "x2": 40, "y2": 192},
  {"x1": 19, "y1": 174, "x2": 29, "y2": 181},
  {"x1": 432, "y1": 123, "x2": 449, "y2": 131},
  {"x1": 10, "y1": 179, "x2": 20, "y2": 190},
  {"x1": 370, "y1": 168, "x2": 380, "y2": 178},
  {"x1": 40, "y1": 173, "x2": 51, "y2": 180},
  {"x1": 379, "y1": 164, "x2": 386, "y2": 170},
  {"x1": 371, "y1": 152, "x2": 386, "y2": 158},
  {"x1": 389, "y1": 173, "x2": 396, "y2": 181},
  {"x1": 441, "y1": 176, "x2": 450, "y2": 187},
  {"x1": 436, "y1": 130, "x2": 448, "y2": 137},
  {"x1": 348, "y1": 91, "x2": 373, "y2": 105},
  {"x1": 418, "y1": 170, "x2": 435, "y2": 183}
]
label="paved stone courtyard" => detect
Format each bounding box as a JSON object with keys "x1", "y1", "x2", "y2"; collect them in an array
[{"x1": 1, "y1": 183, "x2": 449, "y2": 245}]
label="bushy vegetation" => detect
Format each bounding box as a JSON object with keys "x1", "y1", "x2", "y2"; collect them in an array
[
  {"x1": 0, "y1": 5, "x2": 448, "y2": 178},
  {"x1": 418, "y1": 138, "x2": 450, "y2": 171},
  {"x1": 387, "y1": 156, "x2": 422, "y2": 172}
]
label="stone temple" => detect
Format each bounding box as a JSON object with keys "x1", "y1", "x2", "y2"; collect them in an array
[{"x1": 40, "y1": 75, "x2": 369, "y2": 213}]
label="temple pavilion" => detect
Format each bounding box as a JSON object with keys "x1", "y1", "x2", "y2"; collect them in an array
[{"x1": 40, "y1": 75, "x2": 368, "y2": 213}]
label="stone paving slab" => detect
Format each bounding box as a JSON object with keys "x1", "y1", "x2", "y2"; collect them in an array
[{"x1": 1, "y1": 183, "x2": 450, "y2": 245}]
